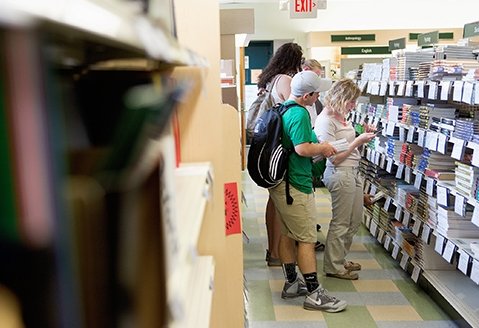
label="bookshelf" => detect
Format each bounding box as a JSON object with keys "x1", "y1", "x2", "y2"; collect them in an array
[{"x1": 0, "y1": 1, "x2": 243, "y2": 327}]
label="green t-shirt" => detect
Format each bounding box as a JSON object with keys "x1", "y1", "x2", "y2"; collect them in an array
[{"x1": 281, "y1": 100, "x2": 318, "y2": 194}]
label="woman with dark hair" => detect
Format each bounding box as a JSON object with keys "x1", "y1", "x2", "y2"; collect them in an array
[{"x1": 255, "y1": 42, "x2": 303, "y2": 266}]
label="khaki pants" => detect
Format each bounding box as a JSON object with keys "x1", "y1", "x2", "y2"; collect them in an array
[
  {"x1": 269, "y1": 181, "x2": 317, "y2": 243},
  {"x1": 322, "y1": 166, "x2": 363, "y2": 274}
]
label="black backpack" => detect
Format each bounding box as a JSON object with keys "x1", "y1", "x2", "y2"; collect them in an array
[{"x1": 247, "y1": 102, "x2": 296, "y2": 204}]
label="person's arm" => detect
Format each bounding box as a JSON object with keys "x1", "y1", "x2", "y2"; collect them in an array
[
  {"x1": 295, "y1": 141, "x2": 336, "y2": 158},
  {"x1": 275, "y1": 75, "x2": 292, "y2": 102}
]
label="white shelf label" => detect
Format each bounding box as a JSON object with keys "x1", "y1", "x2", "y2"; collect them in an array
[
  {"x1": 392, "y1": 243, "x2": 400, "y2": 259},
  {"x1": 386, "y1": 158, "x2": 393, "y2": 173},
  {"x1": 417, "y1": 129, "x2": 426, "y2": 147},
  {"x1": 364, "y1": 180, "x2": 371, "y2": 193},
  {"x1": 462, "y1": 82, "x2": 474, "y2": 104},
  {"x1": 380, "y1": 154, "x2": 386, "y2": 169},
  {"x1": 437, "y1": 134, "x2": 447, "y2": 154},
  {"x1": 417, "y1": 80, "x2": 425, "y2": 98},
  {"x1": 405, "y1": 80, "x2": 414, "y2": 96},
  {"x1": 472, "y1": 205, "x2": 479, "y2": 227},
  {"x1": 384, "y1": 197, "x2": 392, "y2": 211},
  {"x1": 407, "y1": 126, "x2": 415, "y2": 143},
  {"x1": 421, "y1": 224, "x2": 431, "y2": 243},
  {"x1": 397, "y1": 81, "x2": 406, "y2": 96},
  {"x1": 404, "y1": 166, "x2": 412, "y2": 183},
  {"x1": 377, "y1": 229, "x2": 385, "y2": 244},
  {"x1": 450, "y1": 137, "x2": 465, "y2": 161},
  {"x1": 396, "y1": 164, "x2": 404, "y2": 179},
  {"x1": 400, "y1": 251, "x2": 409, "y2": 270},
  {"x1": 399, "y1": 127, "x2": 406, "y2": 142},
  {"x1": 468, "y1": 142, "x2": 479, "y2": 167},
  {"x1": 454, "y1": 194, "x2": 465, "y2": 216},
  {"x1": 414, "y1": 173, "x2": 422, "y2": 189},
  {"x1": 440, "y1": 81, "x2": 451, "y2": 100},
  {"x1": 425, "y1": 131, "x2": 438, "y2": 151},
  {"x1": 442, "y1": 240, "x2": 456, "y2": 263},
  {"x1": 453, "y1": 81, "x2": 464, "y2": 102},
  {"x1": 426, "y1": 177, "x2": 434, "y2": 196},
  {"x1": 412, "y1": 218, "x2": 421, "y2": 236},
  {"x1": 370, "y1": 184, "x2": 377, "y2": 196},
  {"x1": 384, "y1": 235, "x2": 392, "y2": 251},
  {"x1": 386, "y1": 121, "x2": 395, "y2": 136},
  {"x1": 435, "y1": 234, "x2": 445, "y2": 255},
  {"x1": 458, "y1": 249, "x2": 470, "y2": 275},
  {"x1": 437, "y1": 186, "x2": 449, "y2": 207},
  {"x1": 471, "y1": 259, "x2": 479, "y2": 285},
  {"x1": 402, "y1": 211, "x2": 410, "y2": 226},
  {"x1": 428, "y1": 81, "x2": 438, "y2": 99},
  {"x1": 411, "y1": 265, "x2": 421, "y2": 283},
  {"x1": 395, "y1": 206, "x2": 402, "y2": 220}
]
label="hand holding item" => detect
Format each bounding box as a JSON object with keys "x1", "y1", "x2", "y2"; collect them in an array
[
  {"x1": 363, "y1": 123, "x2": 376, "y2": 133},
  {"x1": 320, "y1": 141, "x2": 337, "y2": 158},
  {"x1": 356, "y1": 132, "x2": 376, "y2": 145},
  {"x1": 363, "y1": 194, "x2": 374, "y2": 206}
]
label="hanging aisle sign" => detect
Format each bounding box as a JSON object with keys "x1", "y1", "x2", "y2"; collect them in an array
[
  {"x1": 418, "y1": 31, "x2": 439, "y2": 46},
  {"x1": 389, "y1": 37, "x2": 406, "y2": 51},
  {"x1": 331, "y1": 34, "x2": 376, "y2": 42},
  {"x1": 341, "y1": 46, "x2": 391, "y2": 55},
  {"x1": 290, "y1": 0, "x2": 318, "y2": 18},
  {"x1": 463, "y1": 21, "x2": 479, "y2": 38}
]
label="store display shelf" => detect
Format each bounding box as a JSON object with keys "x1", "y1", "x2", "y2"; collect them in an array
[
  {"x1": 423, "y1": 269, "x2": 479, "y2": 328},
  {"x1": 183, "y1": 255, "x2": 215, "y2": 328},
  {"x1": 175, "y1": 162, "x2": 213, "y2": 256}
]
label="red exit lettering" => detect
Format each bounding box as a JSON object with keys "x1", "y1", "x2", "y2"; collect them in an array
[{"x1": 295, "y1": 0, "x2": 313, "y2": 12}]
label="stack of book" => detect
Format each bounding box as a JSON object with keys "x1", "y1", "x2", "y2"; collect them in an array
[
  {"x1": 455, "y1": 161, "x2": 479, "y2": 199},
  {"x1": 436, "y1": 206, "x2": 479, "y2": 238},
  {"x1": 453, "y1": 118, "x2": 479, "y2": 142}
]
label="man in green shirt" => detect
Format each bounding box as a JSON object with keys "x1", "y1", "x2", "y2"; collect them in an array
[{"x1": 269, "y1": 70, "x2": 347, "y2": 312}]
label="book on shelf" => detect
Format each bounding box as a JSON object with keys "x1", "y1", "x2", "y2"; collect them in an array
[{"x1": 424, "y1": 168, "x2": 455, "y2": 180}]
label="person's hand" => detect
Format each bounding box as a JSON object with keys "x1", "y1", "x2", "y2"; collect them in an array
[
  {"x1": 363, "y1": 123, "x2": 376, "y2": 133},
  {"x1": 356, "y1": 132, "x2": 376, "y2": 145},
  {"x1": 363, "y1": 194, "x2": 374, "y2": 206},
  {"x1": 320, "y1": 142, "x2": 337, "y2": 158}
]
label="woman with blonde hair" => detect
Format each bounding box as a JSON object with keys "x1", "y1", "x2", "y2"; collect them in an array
[{"x1": 314, "y1": 78, "x2": 376, "y2": 280}]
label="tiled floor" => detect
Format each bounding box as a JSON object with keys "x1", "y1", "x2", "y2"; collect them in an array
[{"x1": 242, "y1": 171, "x2": 459, "y2": 328}]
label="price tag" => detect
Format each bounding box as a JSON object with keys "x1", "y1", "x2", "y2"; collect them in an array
[
  {"x1": 404, "y1": 166, "x2": 411, "y2": 183},
  {"x1": 450, "y1": 137, "x2": 465, "y2": 161},
  {"x1": 386, "y1": 121, "x2": 395, "y2": 136},
  {"x1": 458, "y1": 249, "x2": 470, "y2": 275},
  {"x1": 440, "y1": 81, "x2": 451, "y2": 100},
  {"x1": 396, "y1": 164, "x2": 404, "y2": 179},
  {"x1": 384, "y1": 235, "x2": 392, "y2": 251},
  {"x1": 437, "y1": 134, "x2": 447, "y2": 154},
  {"x1": 392, "y1": 243, "x2": 400, "y2": 259},
  {"x1": 470, "y1": 259, "x2": 479, "y2": 285},
  {"x1": 402, "y1": 211, "x2": 410, "y2": 226},
  {"x1": 412, "y1": 218, "x2": 421, "y2": 236},
  {"x1": 454, "y1": 194, "x2": 465, "y2": 216},
  {"x1": 384, "y1": 197, "x2": 392, "y2": 211},
  {"x1": 417, "y1": 80, "x2": 425, "y2": 98},
  {"x1": 426, "y1": 177, "x2": 434, "y2": 196},
  {"x1": 377, "y1": 229, "x2": 385, "y2": 243},
  {"x1": 453, "y1": 81, "x2": 464, "y2": 102},
  {"x1": 421, "y1": 224, "x2": 431, "y2": 243},
  {"x1": 428, "y1": 81, "x2": 438, "y2": 99},
  {"x1": 399, "y1": 127, "x2": 405, "y2": 142},
  {"x1": 417, "y1": 129, "x2": 425, "y2": 147},
  {"x1": 407, "y1": 127, "x2": 415, "y2": 143},
  {"x1": 411, "y1": 265, "x2": 421, "y2": 283},
  {"x1": 442, "y1": 240, "x2": 456, "y2": 263},
  {"x1": 364, "y1": 180, "x2": 371, "y2": 193},
  {"x1": 379, "y1": 154, "x2": 386, "y2": 169},
  {"x1": 425, "y1": 131, "x2": 438, "y2": 151},
  {"x1": 435, "y1": 234, "x2": 445, "y2": 255},
  {"x1": 414, "y1": 173, "x2": 422, "y2": 189},
  {"x1": 472, "y1": 205, "x2": 479, "y2": 227},
  {"x1": 462, "y1": 81, "x2": 474, "y2": 104},
  {"x1": 400, "y1": 251, "x2": 409, "y2": 270},
  {"x1": 395, "y1": 206, "x2": 402, "y2": 220},
  {"x1": 389, "y1": 81, "x2": 396, "y2": 96},
  {"x1": 436, "y1": 186, "x2": 449, "y2": 207},
  {"x1": 397, "y1": 81, "x2": 406, "y2": 96},
  {"x1": 405, "y1": 80, "x2": 414, "y2": 96},
  {"x1": 386, "y1": 158, "x2": 393, "y2": 173}
]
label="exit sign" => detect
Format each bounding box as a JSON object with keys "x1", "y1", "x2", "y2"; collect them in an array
[{"x1": 290, "y1": 0, "x2": 318, "y2": 19}]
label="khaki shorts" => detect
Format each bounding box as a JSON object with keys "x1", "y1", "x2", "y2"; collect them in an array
[{"x1": 269, "y1": 181, "x2": 317, "y2": 243}]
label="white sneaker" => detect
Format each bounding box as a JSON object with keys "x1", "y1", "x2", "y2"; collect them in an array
[{"x1": 303, "y1": 287, "x2": 347, "y2": 313}]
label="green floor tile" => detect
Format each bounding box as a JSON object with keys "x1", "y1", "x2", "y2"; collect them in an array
[
  {"x1": 394, "y1": 280, "x2": 451, "y2": 321},
  {"x1": 324, "y1": 305, "x2": 376, "y2": 328},
  {"x1": 246, "y1": 280, "x2": 276, "y2": 321}
]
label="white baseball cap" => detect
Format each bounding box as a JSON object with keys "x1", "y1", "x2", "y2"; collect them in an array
[{"x1": 290, "y1": 71, "x2": 332, "y2": 96}]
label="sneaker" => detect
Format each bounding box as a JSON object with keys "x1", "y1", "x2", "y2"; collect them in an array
[
  {"x1": 344, "y1": 261, "x2": 361, "y2": 271},
  {"x1": 326, "y1": 270, "x2": 358, "y2": 280},
  {"x1": 281, "y1": 277, "x2": 308, "y2": 299},
  {"x1": 303, "y1": 287, "x2": 347, "y2": 312}
]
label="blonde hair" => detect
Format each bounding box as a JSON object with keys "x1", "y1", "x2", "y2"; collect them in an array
[
  {"x1": 301, "y1": 58, "x2": 321, "y2": 70},
  {"x1": 324, "y1": 78, "x2": 361, "y2": 116}
]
